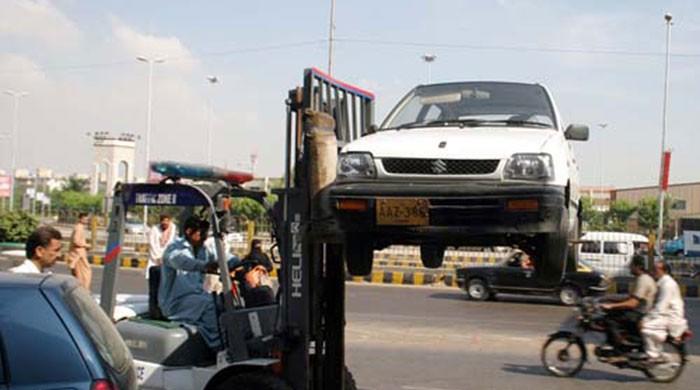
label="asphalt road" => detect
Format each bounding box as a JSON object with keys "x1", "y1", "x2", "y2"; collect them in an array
[{"x1": 1, "y1": 257, "x2": 699, "y2": 389}]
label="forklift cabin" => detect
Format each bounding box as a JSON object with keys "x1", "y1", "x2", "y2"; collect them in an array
[{"x1": 99, "y1": 68, "x2": 375, "y2": 390}]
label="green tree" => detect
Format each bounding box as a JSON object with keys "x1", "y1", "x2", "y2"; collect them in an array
[
  {"x1": 64, "y1": 176, "x2": 90, "y2": 192},
  {"x1": 0, "y1": 211, "x2": 38, "y2": 242},
  {"x1": 581, "y1": 196, "x2": 605, "y2": 231},
  {"x1": 606, "y1": 200, "x2": 637, "y2": 231},
  {"x1": 636, "y1": 197, "x2": 670, "y2": 234},
  {"x1": 51, "y1": 190, "x2": 103, "y2": 220}
]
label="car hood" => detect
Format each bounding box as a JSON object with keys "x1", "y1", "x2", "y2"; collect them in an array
[{"x1": 343, "y1": 127, "x2": 561, "y2": 159}]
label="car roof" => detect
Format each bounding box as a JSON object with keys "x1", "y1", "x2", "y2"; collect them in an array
[
  {"x1": 0, "y1": 272, "x2": 78, "y2": 291},
  {"x1": 581, "y1": 231, "x2": 649, "y2": 242}
]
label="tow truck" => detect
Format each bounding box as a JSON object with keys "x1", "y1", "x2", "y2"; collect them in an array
[{"x1": 98, "y1": 68, "x2": 374, "y2": 389}]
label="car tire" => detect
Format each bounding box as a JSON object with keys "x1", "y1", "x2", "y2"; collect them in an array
[
  {"x1": 467, "y1": 279, "x2": 490, "y2": 301},
  {"x1": 420, "y1": 245, "x2": 445, "y2": 269},
  {"x1": 344, "y1": 234, "x2": 374, "y2": 276},
  {"x1": 559, "y1": 285, "x2": 581, "y2": 306}
]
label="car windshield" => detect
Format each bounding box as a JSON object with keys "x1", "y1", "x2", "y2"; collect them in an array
[{"x1": 382, "y1": 82, "x2": 556, "y2": 130}]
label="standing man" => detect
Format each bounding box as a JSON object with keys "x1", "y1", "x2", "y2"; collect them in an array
[
  {"x1": 158, "y1": 216, "x2": 222, "y2": 349},
  {"x1": 640, "y1": 261, "x2": 689, "y2": 362},
  {"x1": 66, "y1": 212, "x2": 92, "y2": 289},
  {"x1": 9, "y1": 226, "x2": 62, "y2": 274},
  {"x1": 148, "y1": 213, "x2": 177, "y2": 273}
]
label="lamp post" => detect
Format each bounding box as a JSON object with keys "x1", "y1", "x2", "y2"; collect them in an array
[
  {"x1": 421, "y1": 53, "x2": 437, "y2": 83},
  {"x1": 597, "y1": 123, "x2": 608, "y2": 210},
  {"x1": 136, "y1": 56, "x2": 165, "y2": 224},
  {"x1": 656, "y1": 13, "x2": 673, "y2": 253},
  {"x1": 328, "y1": 0, "x2": 336, "y2": 75},
  {"x1": 206, "y1": 75, "x2": 219, "y2": 166},
  {"x1": 4, "y1": 89, "x2": 28, "y2": 211}
]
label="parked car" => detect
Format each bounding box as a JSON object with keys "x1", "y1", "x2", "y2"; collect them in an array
[
  {"x1": 329, "y1": 81, "x2": 588, "y2": 284},
  {"x1": 456, "y1": 252, "x2": 608, "y2": 305},
  {"x1": 577, "y1": 232, "x2": 649, "y2": 277},
  {"x1": 0, "y1": 273, "x2": 137, "y2": 389},
  {"x1": 124, "y1": 219, "x2": 148, "y2": 235},
  {"x1": 663, "y1": 237, "x2": 685, "y2": 256}
]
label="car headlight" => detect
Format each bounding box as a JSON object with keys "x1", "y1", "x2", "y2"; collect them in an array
[
  {"x1": 337, "y1": 153, "x2": 376, "y2": 180},
  {"x1": 504, "y1": 153, "x2": 554, "y2": 180}
]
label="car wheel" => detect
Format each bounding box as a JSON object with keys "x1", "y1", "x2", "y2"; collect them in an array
[
  {"x1": 559, "y1": 285, "x2": 580, "y2": 306},
  {"x1": 344, "y1": 234, "x2": 373, "y2": 276},
  {"x1": 420, "y1": 245, "x2": 445, "y2": 269},
  {"x1": 467, "y1": 279, "x2": 490, "y2": 301}
]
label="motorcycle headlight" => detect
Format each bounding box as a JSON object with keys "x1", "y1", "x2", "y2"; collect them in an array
[
  {"x1": 504, "y1": 153, "x2": 554, "y2": 180},
  {"x1": 337, "y1": 153, "x2": 376, "y2": 180}
]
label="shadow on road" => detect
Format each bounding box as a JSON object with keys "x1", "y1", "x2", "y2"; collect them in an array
[{"x1": 501, "y1": 363, "x2": 646, "y2": 382}]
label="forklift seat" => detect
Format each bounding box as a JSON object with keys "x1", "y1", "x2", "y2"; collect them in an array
[{"x1": 116, "y1": 317, "x2": 216, "y2": 367}]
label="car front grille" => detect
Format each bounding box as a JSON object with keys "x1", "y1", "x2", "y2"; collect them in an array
[{"x1": 381, "y1": 158, "x2": 500, "y2": 175}]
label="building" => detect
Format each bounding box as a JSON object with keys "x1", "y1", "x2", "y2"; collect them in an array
[
  {"x1": 580, "y1": 186, "x2": 614, "y2": 212},
  {"x1": 90, "y1": 132, "x2": 137, "y2": 194}
]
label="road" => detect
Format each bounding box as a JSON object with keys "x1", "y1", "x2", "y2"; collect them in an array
[{"x1": 1, "y1": 257, "x2": 699, "y2": 389}]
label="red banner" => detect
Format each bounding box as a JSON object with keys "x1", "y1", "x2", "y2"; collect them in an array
[
  {"x1": 660, "y1": 150, "x2": 672, "y2": 191},
  {"x1": 0, "y1": 176, "x2": 11, "y2": 198}
]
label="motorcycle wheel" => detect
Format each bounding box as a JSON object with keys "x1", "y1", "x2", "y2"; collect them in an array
[
  {"x1": 643, "y1": 340, "x2": 686, "y2": 383},
  {"x1": 541, "y1": 333, "x2": 586, "y2": 377}
]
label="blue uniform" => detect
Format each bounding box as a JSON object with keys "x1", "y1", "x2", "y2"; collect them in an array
[{"x1": 158, "y1": 237, "x2": 221, "y2": 348}]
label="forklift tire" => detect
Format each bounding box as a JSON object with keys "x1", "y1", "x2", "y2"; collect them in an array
[
  {"x1": 420, "y1": 244, "x2": 445, "y2": 269},
  {"x1": 216, "y1": 372, "x2": 292, "y2": 390},
  {"x1": 344, "y1": 235, "x2": 374, "y2": 276}
]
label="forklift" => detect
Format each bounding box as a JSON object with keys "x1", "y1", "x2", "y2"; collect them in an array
[{"x1": 99, "y1": 68, "x2": 375, "y2": 389}]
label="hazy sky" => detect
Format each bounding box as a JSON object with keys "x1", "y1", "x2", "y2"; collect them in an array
[{"x1": 0, "y1": 0, "x2": 699, "y2": 188}]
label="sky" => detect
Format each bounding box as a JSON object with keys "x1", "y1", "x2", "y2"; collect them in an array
[{"x1": 0, "y1": 0, "x2": 699, "y2": 188}]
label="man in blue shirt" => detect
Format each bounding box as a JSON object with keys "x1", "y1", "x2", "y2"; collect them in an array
[{"x1": 158, "y1": 216, "x2": 226, "y2": 349}]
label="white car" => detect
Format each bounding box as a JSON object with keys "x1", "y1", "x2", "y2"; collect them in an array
[{"x1": 329, "y1": 81, "x2": 588, "y2": 282}]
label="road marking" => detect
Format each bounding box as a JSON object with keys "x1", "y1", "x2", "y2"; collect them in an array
[{"x1": 402, "y1": 386, "x2": 456, "y2": 390}]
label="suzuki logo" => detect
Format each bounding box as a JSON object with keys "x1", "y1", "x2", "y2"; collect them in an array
[
  {"x1": 439, "y1": 141, "x2": 447, "y2": 148},
  {"x1": 431, "y1": 159, "x2": 448, "y2": 174}
]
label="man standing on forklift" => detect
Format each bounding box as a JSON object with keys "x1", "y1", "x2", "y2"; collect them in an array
[{"x1": 158, "y1": 216, "x2": 227, "y2": 349}]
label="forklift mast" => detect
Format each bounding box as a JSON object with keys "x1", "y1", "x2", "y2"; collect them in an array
[{"x1": 275, "y1": 68, "x2": 375, "y2": 390}]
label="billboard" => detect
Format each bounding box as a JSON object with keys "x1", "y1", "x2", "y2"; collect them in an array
[{"x1": 0, "y1": 176, "x2": 11, "y2": 198}]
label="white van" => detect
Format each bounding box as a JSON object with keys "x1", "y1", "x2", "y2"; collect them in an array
[{"x1": 577, "y1": 232, "x2": 649, "y2": 277}]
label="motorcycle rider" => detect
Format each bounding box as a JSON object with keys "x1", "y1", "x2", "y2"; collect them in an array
[
  {"x1": 600, "y1": 255, "x2": 657, "y2": 349},
  {"x1": 640, "y1": 261, "x2": 689, "y2": 362}
]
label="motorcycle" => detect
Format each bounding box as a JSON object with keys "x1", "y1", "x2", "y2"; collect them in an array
[{"x1": 541, "y1": 297, "x2": 693, "y2": 383}]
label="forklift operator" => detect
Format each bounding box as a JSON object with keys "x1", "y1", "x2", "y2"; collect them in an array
[{"x1": 159, "y1": 215, "x2": 231, "y2": 349}]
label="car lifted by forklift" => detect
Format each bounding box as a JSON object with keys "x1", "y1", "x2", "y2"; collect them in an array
[{"x1": 99, "y1": 68, "x2": 373, "y2": 389}]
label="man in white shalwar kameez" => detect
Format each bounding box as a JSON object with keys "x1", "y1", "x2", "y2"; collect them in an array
[{"x1": 640, "y1": 261, "x2": 689, "y2": 361}]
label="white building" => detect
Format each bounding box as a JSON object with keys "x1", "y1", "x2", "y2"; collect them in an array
[{"x1": 90, "y1": 132, "x2": 137, "y2": 194}]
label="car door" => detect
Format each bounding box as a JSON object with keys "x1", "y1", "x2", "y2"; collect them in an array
[
  {"x1": 493, "y1": 258, "x2": 536, "y2": 292},
  {"x1": 0, "y1": 333, "x2": 8, "y2": 390}
]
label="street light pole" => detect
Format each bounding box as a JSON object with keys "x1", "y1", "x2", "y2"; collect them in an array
[
  {"x1": 657, "y1": 13, "x2": 673, "y2": 253},
  {"x1": 137, "y1": 56, "x2": 165, "y2": 224},
  {"x1": 597, "y1": 123, "x2": 608, "y2": 209},
  {"x1": 328, "y1": 0, "x2": 336, "y2": 75},
  {"x1": 421, "y1": 54, "x2": 437, "y2": 83},
  {"x1": 206, "y1": 76, "x2": 219, "y2": 166},
  {"x1": 4, "y1": 89, "x2": 28, "y2": 211}
]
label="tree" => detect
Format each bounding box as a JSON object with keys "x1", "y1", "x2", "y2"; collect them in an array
[
  {"x1": 64, "y1": 176, "x2": 90, "y2": 192},
  {"x1": 51, "y1": 190, "x2": 103, "y2": 220},
  {"x1": 581, "y1": 196, "x2": 605, "y2": 231},
  {"x1": 0, "y1": 211, "x2": 38, "y2": 242},
  {"x1": 636, "y1": 197, "x2": 670, "y2": 234},
  {"x1": 606, "y1": 200, "x2": 637, "y2": 232}
]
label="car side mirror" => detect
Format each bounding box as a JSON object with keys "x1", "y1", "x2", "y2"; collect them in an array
[
  {"x1": 565, "y1": 124, "x2": 589, "y2": 141},
  {"x1": 365, "y1": 124, "x2": 378, "y2": 135}
]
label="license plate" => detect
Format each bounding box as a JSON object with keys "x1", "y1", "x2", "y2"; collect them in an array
[{"x1": 376, "y1": 198, "x2": 429, "y2": 226}]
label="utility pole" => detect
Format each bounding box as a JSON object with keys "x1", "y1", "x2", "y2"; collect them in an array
[
  {"x1": 421, "y1": 54, "x2": 437, "y2": 83},
  {"x1": 4, "y1": 89, "x2": 28, "y2": 211},
  {"x1": 656, "y1": 13, "x2": 673, "y2": 254},
  {"x1": 136, "y1": 56, "x2": 165, "y2": 225},
  {"x1": 206, "y1": 75, "x2": 219, "y2": 166},
  {"x1": 597, "y1": 123, "x2": 608, "y2": 210},
  {"x1": 328, "y1": 0, "x2": 336, "y2": 75}
]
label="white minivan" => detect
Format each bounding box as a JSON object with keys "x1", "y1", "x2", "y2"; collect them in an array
[{"x1": 578, "y1": 232, "x2": 649, "y2": 277}]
